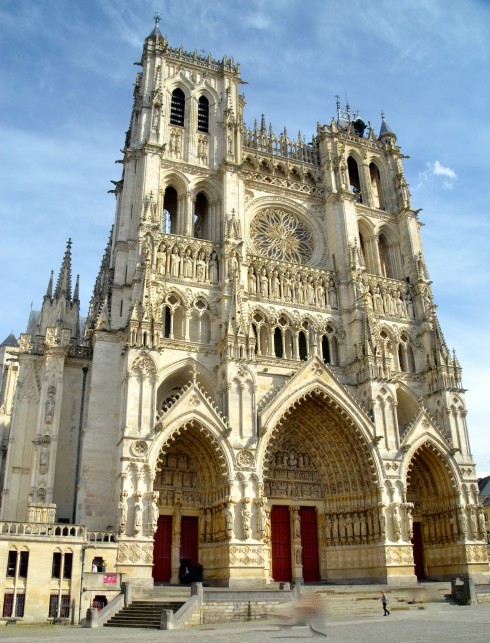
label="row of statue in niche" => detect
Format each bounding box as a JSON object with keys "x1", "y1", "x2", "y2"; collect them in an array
[
  {"x1": 148, "y1": 239, "x2": 341, "y2": 311},
  {"x1": 248, "y1": 264, "x2": 338, "y2": 308},
  {"x1": 421, "y1": 505, "x2": 486, "y2": 545},
  {"x1": 364, "y1": 281, "x2": 416, "y2": 320},
  {"x1": 154, "y1": 242, "x2": 220, "y2": 284}
]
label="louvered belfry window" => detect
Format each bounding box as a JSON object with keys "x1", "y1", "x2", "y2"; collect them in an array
[
  {"x1": 198, "y1": 96, "x2": 209, "y2": 133},
  {"x1": 170, "y1": 88, "x2": 185, "y2": 126}
]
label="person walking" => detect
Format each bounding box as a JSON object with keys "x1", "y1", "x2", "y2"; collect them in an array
[{"x1": 381, "y1": 591, "x2": 390, "y2": 615}]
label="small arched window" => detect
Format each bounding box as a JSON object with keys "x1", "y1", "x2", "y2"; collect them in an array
[
  {"x1": 369, "y1": 162, "x2": 384, "y2": 209},
  {"x1": 194, "y1": 192, "x2": 209, "y2": 239},
  {"x1": 198, "y1": 96, "x2": 209, "y2": 133},
  {"x1": 378, "y1": 234, "x2": 392, "y2": 278},
  {"x1": 163, "y1": 187, "x2": 178, "y2": 234},
  {"x1": 170, "y1": 88, "x2": 185, "y2": 127},
  {"x1": 347, "y1": 156, "x2": 362, "y2": 202}
]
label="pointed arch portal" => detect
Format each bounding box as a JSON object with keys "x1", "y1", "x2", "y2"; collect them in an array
[
  {"x1": 152, "y1": 420, "x2": 229, "y2": 584},
  {"x1": 263, "y1": 390, "x2": 382, "y2": 583},
  {"x1": 406, "y1": 443, "x2": 462, "y2": 580}
]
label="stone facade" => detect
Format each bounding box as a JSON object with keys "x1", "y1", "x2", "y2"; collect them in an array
[{"x1": 0, "y1": 18, "x2": 488, "y2": 623}]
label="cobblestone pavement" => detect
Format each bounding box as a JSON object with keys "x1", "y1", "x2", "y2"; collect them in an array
[{"x1": 1, "y1": 603, "x2": 489, "y2": 642}]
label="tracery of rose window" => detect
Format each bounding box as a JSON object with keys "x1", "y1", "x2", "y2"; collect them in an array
[{"x1": 250, "y1": 208, "x2": 314, "y2": 263}]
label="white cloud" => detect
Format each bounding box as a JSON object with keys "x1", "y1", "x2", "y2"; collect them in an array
[
  {"x1": 432, "y1": 160, "x2": 457, "y2": 179},
  {"x1": 418, "y1": 160, "x2": 457, "y2": 188}
]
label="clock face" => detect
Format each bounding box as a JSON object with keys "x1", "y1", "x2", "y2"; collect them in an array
[{"x1": 250, "y1": 208, "x2": 314, "y2": 263}]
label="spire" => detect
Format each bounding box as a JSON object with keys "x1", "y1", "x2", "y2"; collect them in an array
[
  {"x1": 378, "y1": 111, "x2": 396, "y2": 142},
  {"x1": 149, "y1": 12, "x2": 162, "y2": 38},
  {"x1": 430, "y1": 311, "x2": 450, "y2": 366},
  {"x1": 54, "y1": 239, "x2": 72, "y2": 301},
  {"x1": 73, "y1": 274, "x2": 80, "y2": 302},
  {"x1": 45, "y1": 270, "x2": 54, "y2": 300}
]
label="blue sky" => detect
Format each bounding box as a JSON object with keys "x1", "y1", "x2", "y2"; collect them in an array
[{"x1": 1, "y1": 0, "x2": 489, "y2": 473}]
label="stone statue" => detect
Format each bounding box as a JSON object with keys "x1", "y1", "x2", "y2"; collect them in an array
[
  {"x1": 151, "y1": 492, "x2": 160, "y2": 534},
  {"x1": 292, "y1": 508, "x2": 301, "y2": 539},
  {"x1": 457, "y1": 505, "x2": 467, "y2": 537},
  {"x1": 271, "y1": 269, "x2": 280, "y2": 298},
  {"x1": 248, "y1": 265, "x2": 257, "y2": 294},
  {"x1": 119, "y1": 490, "x2": 128, "y2": 534},
  {"x1": 256, "y1": 501, "x2": 267, "y2": 540},
  {"x1": 469, "y1": 506, "x2": 478, "y2": 539},
  {"x1": 373, "y1": 285, "x2": 384, "y2": 313},
  {"x1": 324, "y1": 513, "x2": 332, "y2": 543},
  {"x1": 227, "y1": 249, "x2": 239, "y2": 278},
  {"x1": 170, "y1": 246, "x2": 181, "y2": 277},
  {"x1": 392, "y1": 502, "x2": 401, "y2": 541},
  {"x1": 225, "y1": 503, "x2": 234, "y2": 539},
  {"x1": 196, "y1": 251, "x2": 206, "y2": 282},
  {"x1": 156, "y1": 243, "x2": 167, "y2": 275},
  {"x1": 209, "y1": 252, "x2": 219, "y2": 284},
  {"x1": 241, "y1": 499, "x2": 251, "y2": 539},
  {"x1": 183, "y1": 248, "x2": 193, "y2": 278},
  {"x1": 477, "y1": 506, "x2": 486, "y2": 540},
  {"x1": 259, "y1": 267, "x2": 268, "y2": 296},
  {"x1": 328, "y1": 279, "x2": 338, "y2": 309},
  {"x1": 45, "y1": 386, "x2": 56, "y2": 424},
  {"x1": 404, "y1": 503, "x2": 414, "y2": 540},
  {"x1": 205, "y1": 508, "x2": 213, "y2": 542},
  {"x1": 133, "y1": 492, "x2": 143, "y2": 535},
  {"x1": 378, "y1": 504, "x2": 386, "y2": 539}
]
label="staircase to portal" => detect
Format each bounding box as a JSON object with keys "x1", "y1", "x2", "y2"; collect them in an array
[{"x1": 104, "y1": 586, "x2": 191, "y2": 629}]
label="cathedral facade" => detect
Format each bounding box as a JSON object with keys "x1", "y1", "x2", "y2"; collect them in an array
[{"x1": 0, "y1": 20, "x2": 488, "y2": 621}]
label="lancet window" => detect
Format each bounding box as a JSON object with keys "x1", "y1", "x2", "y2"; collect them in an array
[
  {"x1": 193, "y1": 192, "x2": 209, "y2": 239},
  {"x1": 162, "y1": 187, "x2": 178, "y2": 234},
  {"x1": 369, "y1": 162, "x2": 385, "y2": 210},
  {"x1": 162, "y1": 293, "x2": 185, "y2": 341},
  {"x1": 320, "y1": 325, "x2": 339, "y2": 365},
  {"x1": 170, "y1": 88, "x2": 185, "y2": 127},
  {"x1": 189, "y1": 298, "x2": 211, "y2": 344},
  {"x1": 198, "y1": 96, "x2": 209, "y2": 133},
  {"x1": 347, "y1": 156, "x2": 362, "y2": 202},
  {"x1": 398, "y1": 333, "x2": 416, "y2": 373}
]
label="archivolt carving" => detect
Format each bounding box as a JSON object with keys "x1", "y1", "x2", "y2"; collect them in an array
[
  {"x1": 130, "y1": 352, "x2": 157, "y2": 380},
  {"x1": 154, "y1": 420, "x2": 230, "y2": 505},
  {"x1": 261, "y1": 388, "x2": 380, "y2": 498}
]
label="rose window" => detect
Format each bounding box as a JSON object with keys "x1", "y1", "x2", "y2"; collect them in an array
[{"x1": 250, "y1": 208, "x2": 314, "y2": 263}]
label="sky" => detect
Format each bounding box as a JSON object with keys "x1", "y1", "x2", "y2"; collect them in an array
[{"x1": 1, "y1": 0, "x2": 489, "y2": 473}]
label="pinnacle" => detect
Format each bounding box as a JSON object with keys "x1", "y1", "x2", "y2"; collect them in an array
[{"x1": 54, "y1": 238, "x2": 73, "y2": 301}]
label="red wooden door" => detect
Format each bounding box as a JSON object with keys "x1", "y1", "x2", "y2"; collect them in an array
[
  {"x1": 271, "y1": 505, "x2": 292, "y2": 582},
  {"x1": 412, "y1": 521, "x2": 425, "y2": 579},
  {"x1": 180, "y1": 516, "x2": 199, "y2": 567},
  {"x1": 153, "y1": 515, "x2": 172, "y2": 582},
  {"x1": 300, "y1": 506, "x2": 320, "y2": 582}
]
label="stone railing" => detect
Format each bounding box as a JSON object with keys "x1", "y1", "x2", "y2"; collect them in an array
[
  {"x1": 87, "y1": 530, "x2": 116, "y2": 543},
  {"x1": 0, "y1": 521, "x2": 86, "y2": 539},
  {"x1": 243, "y1": 126, "x2": 319, "y2": 165},
  {"x1": 18, "y1": 334, "x2": 92, "y2": 358}
]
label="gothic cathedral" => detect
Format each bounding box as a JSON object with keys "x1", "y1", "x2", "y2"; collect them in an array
[{"x1": 0, "y1": 19, "x2": 488, "y2": 622}]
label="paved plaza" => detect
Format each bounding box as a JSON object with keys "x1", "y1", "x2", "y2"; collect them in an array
[{"x1": 0, "y1": 603, "x2": 489, "y2": 642}]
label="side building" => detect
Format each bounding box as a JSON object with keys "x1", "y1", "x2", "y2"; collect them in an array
[{"x1": 0, "y1": 20, "x2": 488, "y2": 623}]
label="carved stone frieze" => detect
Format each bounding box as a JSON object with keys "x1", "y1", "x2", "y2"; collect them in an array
[{"x1": 117, "y1": 541, "x2": 154, "y2": 565}]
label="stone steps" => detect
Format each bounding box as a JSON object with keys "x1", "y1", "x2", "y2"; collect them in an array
[{"x1": 104, "y1": 600, "x2": 186, "y2": 629}]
